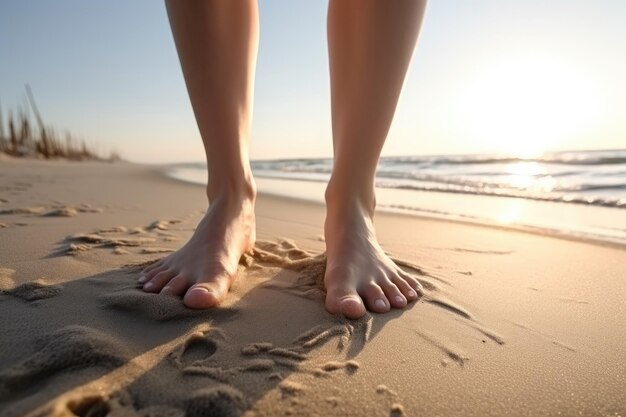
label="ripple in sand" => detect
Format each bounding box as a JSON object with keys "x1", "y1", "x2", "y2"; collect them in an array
[
  {"x1": 447, "y1": 247, "x2": 513, "y2": 255},
  {"x1": 185, "y1": 385, "x2": 247, "y2": 417},
  {"x1": 0, "y1": 268, "x2": 16, "y2": 290},
  {"x1": 64, "y1": 219, "x2": 184, "y2": 258},
  {"x1": 413, "y1": 330, "x2": 469, "y2": 367},
  {"x1": 67, "y1": 243, "x2": 91, "y2": 255},
  {"x1": 0, "y1": 279, "x2": 62, "y2": 302},
  {"x1": 44, "y1": 207, "x2": 78, "y2": 217},
  {"x1": 241, "y1": 342, "x2": 274, "y2": 356},
  {"x1": 390, "y1": 403, "x2": 406, "y2": 417},
  {"x1": 68, "y1": 233, "x2": 156, "y2": 247},
  {"x1": 62, "y1": 391, "x2": 185, "y2": 417},
  {"x1": 0, "y1": 205, "x2": 103, "y2": 217},
  {"x1": 320, "y1": 360, "x2": 359, "y2": 373},
  {"x1": 97, "y1": 226, "x2": 128, "y2": 233},
  {"x1": 148, "y1": 219, "x2": 181, "y2": 231},
  {"x1": 423, "y1": 295, "x2": 472, "y2": 320},
  {"x1": 375, "y1": 384, "x2": 397, "y2": 397},
  {"x1": 0, "y1": 206, "x2": 46, "y2": 215},
  {"x1": 99, "y1": 288, "x2": 236, "y2": 321},
  {"x1": 278, "y1": 380, "x2": 306, "y2": 397},
  {"x1": 0, "y1": 325, "x2": 128, "y2": 398},
  {"x1": 141, "y1": 248, "x2": 175, "y2": 254}
]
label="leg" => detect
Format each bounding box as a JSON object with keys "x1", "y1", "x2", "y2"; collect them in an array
[
  {"x1": 324, "y1": 0, "x2": 427, "y2": 318},
  {"x1": 139, "y1": 0, "x2": 258, "y2": 308}
]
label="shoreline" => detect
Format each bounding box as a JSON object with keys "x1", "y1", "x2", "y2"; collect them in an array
[
  {"x1": 166, "y1": 163, "x2": 626, "y2": 250},
  {"x1": 1, "y1": 157, "x2": 625, "y2": 416}
]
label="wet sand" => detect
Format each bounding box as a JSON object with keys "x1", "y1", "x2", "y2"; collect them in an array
[{"x1": 0, "y1": 157, "x2": 624, "y2": 417}]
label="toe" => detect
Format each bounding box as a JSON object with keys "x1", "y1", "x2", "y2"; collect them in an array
[
  {"x1": 142, "y1": 259, "x2": 164, "y2": 275},
  {"x1": 391, "y1": 274, "x2": 419, "y2": 302},
  {"x1": 399, "y1": 270, "x2": 424, "y2": 296},
  {"x1": 360, "y1": 283, "x2": 390, "y2": 313},
  {"x1": 143, "y1": 269, "x2": 175, "y2": 293},
  {"x1": 140, "y1": 264, "x2": 167, "y2": 283},
  {"x1": 380, "y1": 279, "x2": 407, "y2": 308},
  {"x1": 160, "y1": 275, "x2": 188, "y2": 296},
  {"x1": 183, "y1": 275, "x2": 230, "y2": 309},
  {"x1": 325, "y1": 284, "x2": 366, "y2": 319}
]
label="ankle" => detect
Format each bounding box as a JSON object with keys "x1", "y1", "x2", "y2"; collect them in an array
[
  {"x1": 207, "y1": 172, "x2": 257, "y2": 206},
  {"x1": 325, "y1": 176, "x2": 376, "y2": 220}
]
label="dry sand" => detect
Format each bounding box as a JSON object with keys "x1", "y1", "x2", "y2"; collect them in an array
[{"x1": 0, "y1": 157, "x2": 624, "y2": 417}]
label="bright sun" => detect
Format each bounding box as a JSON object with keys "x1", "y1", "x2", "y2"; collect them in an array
[{"x1": 460, "y1": 56, "x2": 600, "y2": 157}]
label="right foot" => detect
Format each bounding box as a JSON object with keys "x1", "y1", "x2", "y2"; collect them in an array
[{"x1": 138, "y1": 190, "x2": 256, "y2": 309}]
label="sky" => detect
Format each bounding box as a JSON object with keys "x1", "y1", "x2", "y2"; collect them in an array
[{"x1": 0, "y1": 0, "x2": 625, "y2": 163}]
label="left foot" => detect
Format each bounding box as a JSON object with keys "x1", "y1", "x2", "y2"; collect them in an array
[{"x1": 323, "y1": 191, "x2": 423, "y2": 319}]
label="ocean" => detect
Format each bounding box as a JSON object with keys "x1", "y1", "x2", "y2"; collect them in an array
[{"x1": 166, "y1": 149, "x2": 626, "y2": 246}]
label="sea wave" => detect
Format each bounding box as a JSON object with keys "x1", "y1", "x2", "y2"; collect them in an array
[
  {"x1": 385, "y1": 183, "x2": 626, "y2": 208},
  {"x1": 174, "y1": 149, "x2": 626, "y2": 210}
]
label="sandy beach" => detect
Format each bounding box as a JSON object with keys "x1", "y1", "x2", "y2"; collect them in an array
[{"x1": 0, "y1": 157, "x2": 625, "y2": 417}]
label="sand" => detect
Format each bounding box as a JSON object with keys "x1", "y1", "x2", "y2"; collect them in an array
[{"x1": 0, "y1": 157, "x2": 625, "y2": 417}]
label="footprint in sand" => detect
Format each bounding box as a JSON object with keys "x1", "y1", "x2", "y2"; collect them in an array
[
  {"x1": 0, "y1": 325, "x2": 128, "y2": 399},
  {"x1": 170, "y1": 329, "x2": 221, "y2": 369}
]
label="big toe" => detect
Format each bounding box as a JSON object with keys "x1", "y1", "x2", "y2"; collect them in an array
[
  {"x1": 339, "y1": 296, "x2": 366, "y2": 319},
  {"x1": 183, "y1": 282, "x2": 225, "y2": 309},
  {"x1": 326, "y1": 286, "x2": 366, "y2": 319}
]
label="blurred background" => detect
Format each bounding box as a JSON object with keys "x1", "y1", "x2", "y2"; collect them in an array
[{"x1": 1, "y1": 0, "x2": 624, "y2": 162}]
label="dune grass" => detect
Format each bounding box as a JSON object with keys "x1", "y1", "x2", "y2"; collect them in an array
[{"x1": 0, "y1": 85, "x2": 119, "y2": 161}]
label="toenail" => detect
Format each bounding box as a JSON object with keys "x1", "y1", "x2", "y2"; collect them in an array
[
  {"x1": 190, "y1": 287, "x2": 210, "y2": 294},
  {"x1": 375, "y1": 298, "x2": 386, "y2": 310},
  {"x1": 138, "y1": 275, "x2": 147, "y2": 283},
  {"x1": 395, "y1": 295, "x2": 404, "y2": 304},
  {"x1": 408, "y1": 290, "x2": 416, "y2": 298},
  {"x1": 143, "y1": 281, "x2": 153, "y2": 289},
  {"x1": 342, "y1": 296, "x2": 361, "y2": 306}
]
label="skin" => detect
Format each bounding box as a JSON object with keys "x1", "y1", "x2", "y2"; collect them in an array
[{"x1": 140, "y1": 0, "x2": 427, "y2": 318}]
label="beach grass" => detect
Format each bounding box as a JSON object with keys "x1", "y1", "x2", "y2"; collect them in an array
[{"x1": 0, "y1": 85, "x2": 119, "y2": 161}]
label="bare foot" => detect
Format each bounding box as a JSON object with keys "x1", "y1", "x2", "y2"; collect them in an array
[
  {"x1": 138, "y1": 192, "x2": 255, "y2": 309},
  {"x1": 323, "y1": 195, "x2": 423, "y2": 319}
]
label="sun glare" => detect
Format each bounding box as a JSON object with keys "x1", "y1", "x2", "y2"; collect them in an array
[{"x1": 460, "y1": 56, "x2": 600, "y2": 158}]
